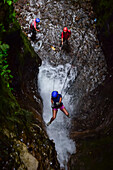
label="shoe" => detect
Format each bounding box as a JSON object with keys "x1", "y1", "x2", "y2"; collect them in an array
[
  {"x1": 67, "y1": 114, "x2": 70, "y2": 118},
  {"x1": 47, "y1": 121, "x2": 51, "y2": 126}
]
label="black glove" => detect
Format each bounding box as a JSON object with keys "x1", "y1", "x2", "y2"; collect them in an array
[{"x1": 51, "y1": 104, "x2": 55, "y2": 108}]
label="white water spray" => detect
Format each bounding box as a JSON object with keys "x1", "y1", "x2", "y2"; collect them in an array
[{"x1": 38, "y1": 61, "x2": 76, "y2": 169}]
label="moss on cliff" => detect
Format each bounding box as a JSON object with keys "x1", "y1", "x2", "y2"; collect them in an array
[{"x1": 0, "y1": 1, "x2": 60, "y2": 169}]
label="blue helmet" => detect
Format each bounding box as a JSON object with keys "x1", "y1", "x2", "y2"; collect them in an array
[
  {"x1": 35, "y1": 18, "x2": 40, "y2": 23},
  {"x1": 52, "y1": 91, "x2": 58, "y2": 98}
]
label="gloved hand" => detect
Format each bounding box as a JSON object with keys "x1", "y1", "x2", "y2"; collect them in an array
[
  {"x1": 51, "y1": 104, "x2": 55, "y2": 108},
  {"x1": 56, "y1": 102, "x2": 60, "y2": 106},
  {"x1": 47, "y1": 121, "x2": 51, "y2": 126}
]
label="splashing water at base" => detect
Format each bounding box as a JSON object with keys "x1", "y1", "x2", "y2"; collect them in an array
[{"x1": 38, "y1": 61, "x2": 76, "y2": 169}]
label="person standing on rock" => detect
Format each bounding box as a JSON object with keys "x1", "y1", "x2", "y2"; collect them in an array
[
  {"x1": 30, "y1": 18, "x2": 40, "y2": 41},
  {"x1": 60, "y1": 27, "x2": 71, "y2": 50},
  {"x1": 47, "y1": 91, "x2": 70, "y2": 126}
]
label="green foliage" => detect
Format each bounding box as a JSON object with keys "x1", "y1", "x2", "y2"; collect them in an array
[
  {"x1": 0, "y1": 74, "x2": 34, "y2": 139},
  {"x1": 4, "y1": 0, "x2": 17, "y2": 6},
  {"x1": 0, "y1": 0, "x2": 17, "y2": 35},
  {"x1": 0, "y1": 41, "x2": 13, "y2": 89},
  {"x1": 0, "y1": 24, "x2": 6, "y2": 33},
  {"x1": 9, "y1": 11, "x2": 16, "y2": 23}
]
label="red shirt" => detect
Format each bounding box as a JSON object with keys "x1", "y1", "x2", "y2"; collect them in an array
[
  {"x1": 30, "y1": 19, "x2": 37, "y2": 30},
  {"x1": 31, "y1": 19, "x2": 36, "y2": 29},
  {"x1": 61, "y1": 30, "x2": 71, "y2": 40}
]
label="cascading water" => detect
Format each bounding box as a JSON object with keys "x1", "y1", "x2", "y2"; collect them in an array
[
  {"x1": 38, "y1": 61, "x2": 76, "y2": 169},
  {"x1": 14, "y1": 0, "x2": 107, "y2": 168}
]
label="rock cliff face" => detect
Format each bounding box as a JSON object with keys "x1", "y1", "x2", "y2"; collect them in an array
[
  {"x1": 5, "y1": 22, "x2": 44, "y2": 127},
  {"x1": 0, "y1": 2, "x2": 60, "y2": 169},
  {"x1": 91, "y1": 0, "x2": 113, "y2": 74},
  {"x1": 69, "y1": 76, "x2": 113, "y2": 169},
  {"x1": 68, "y1": 0, "x2": 113, "y2": 169},
  {"x1": 1, "y1": 0, "x2": 113, "y2": 169}
]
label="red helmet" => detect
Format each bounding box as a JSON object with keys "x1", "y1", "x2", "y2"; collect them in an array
[{"x1": 63, "y1": 27, "x2": 68, "y2": 32}]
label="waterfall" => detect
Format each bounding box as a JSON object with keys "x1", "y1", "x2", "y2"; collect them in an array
[
  {"x1": 38, "y1": 61, "x2": 76, "y2": 169},
  {"x1": 15, "y1": 0, "x2": 107, "y2": 168}
]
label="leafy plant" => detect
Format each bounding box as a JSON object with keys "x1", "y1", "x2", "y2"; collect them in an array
[
  {"x1": 0, "y1": 41, "x2": 13, "y2": 89},
  {"x1": 4, "y1": 0, "x2": 17, "y2": 5},
  {"x1": 0, "y1": 24, "x2": 6, "y2": 33}
]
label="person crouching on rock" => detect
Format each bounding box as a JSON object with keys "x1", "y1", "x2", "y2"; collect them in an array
[
  {"x1": 47, "y1": 91, "x2": 70, "y2": 126},
  {"x1": 30, "y1": 18, "x2": 40, "y2": 41}
]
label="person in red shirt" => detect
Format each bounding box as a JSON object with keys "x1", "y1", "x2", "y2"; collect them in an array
[{"x1": 60, "y1": 27, "x2": 71, "y2": 49}]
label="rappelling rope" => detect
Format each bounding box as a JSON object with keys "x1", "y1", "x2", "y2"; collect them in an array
[
  {"x1": 62, "y1": 71, "x2": 79, "y2": 100},
  {"x1": 52, "y1": 49, "x2": 59, "y2": 91},
  {"x1": 61, "y1": 29, "x2": 88, "y2": 99},
  {"x1": 60, "y1": 66, "x2": 72, "y2": 95},
  {"x1": 52, "y1": 32, "x2": 63, "y2": 90}
]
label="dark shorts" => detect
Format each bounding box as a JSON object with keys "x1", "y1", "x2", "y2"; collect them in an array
[
  {"x1": 53, "y1": 105, "x2": 65, "y2": 111},
  {"x1": 60, "y1": 39, "x2": 68, "y2": 47}
]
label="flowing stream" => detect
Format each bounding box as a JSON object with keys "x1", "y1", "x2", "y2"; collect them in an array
[{"x1": 14, "y1": 0, "x2": 107, "y2": 168}]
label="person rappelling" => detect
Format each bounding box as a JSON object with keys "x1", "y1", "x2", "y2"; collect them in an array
[
  {"x1": 47, "y1": 91, "x2": 70, "y2": 126},
  {"x1": 30, "y1": 18, "x2": 40, "y2": 41},
  {"x1": 60, "y1": 27, "x2": 71, "y2": 50}
]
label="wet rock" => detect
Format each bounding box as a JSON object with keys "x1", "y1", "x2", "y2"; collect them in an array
[{"x1": 17, "y1": 141, "x2": 39, "y2": 170}]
